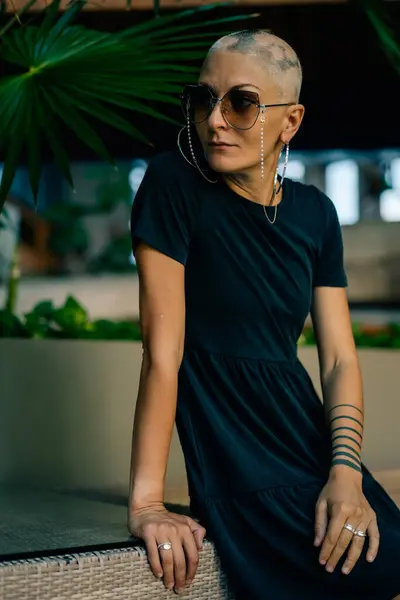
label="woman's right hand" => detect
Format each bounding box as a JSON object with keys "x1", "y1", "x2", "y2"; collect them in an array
[{"x1": 128, "y1": 503, "x2": 207, "y2": 594}]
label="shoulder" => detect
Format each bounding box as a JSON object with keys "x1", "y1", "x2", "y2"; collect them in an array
[
  {"x1": 145, "y1": 149, "x2": 197, "y2": 187},
  {"x1": 289, "y1": 180, "x2": 338, "y2": 226},
  {"x1": 133, "y1": 149, "x2": 203, "y2": 228},
  {"x1": 289, "y1": 179, "x2": 334, "y2": 209}
]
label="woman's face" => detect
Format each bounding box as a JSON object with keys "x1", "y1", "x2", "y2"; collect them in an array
[{"x1": 195, "y1": 50, "x2": 304, "y2": 176}]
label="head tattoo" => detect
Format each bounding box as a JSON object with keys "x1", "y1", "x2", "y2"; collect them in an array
[{"x1": 205, "y1": 29, "x2": 302, "y2": 102}]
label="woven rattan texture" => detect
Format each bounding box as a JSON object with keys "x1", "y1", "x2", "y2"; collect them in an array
[{"x1": 0, "y1": 541, "x2": 234, "y2": 600}]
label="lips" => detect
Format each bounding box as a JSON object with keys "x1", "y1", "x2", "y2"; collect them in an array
[{"x1": 208, "y1": 141, "x2": 235, "y2": 148}]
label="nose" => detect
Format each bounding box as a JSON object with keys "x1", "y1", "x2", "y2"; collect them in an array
[{"x1": 207, "y1": 99, "x2": 228, "y2": 130}]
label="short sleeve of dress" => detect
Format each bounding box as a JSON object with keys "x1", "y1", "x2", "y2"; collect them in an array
[
  {"x1": 313, "y1": 191, "x2": 348, "y2": 288},
  {"x1": 130, "y1": 153, "x2": 195, "y2": 266}
]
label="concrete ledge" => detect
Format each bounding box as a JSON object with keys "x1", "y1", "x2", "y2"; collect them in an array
[{"x1": 1, "y1": 340, "x2": 399, "y2": 497}]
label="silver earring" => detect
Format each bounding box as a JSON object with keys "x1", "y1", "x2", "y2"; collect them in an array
[
  {"x1": 177, "y1": 125, "x2": 196, "y2": 169},
  {"x1": 276, "y1": 144, "x2": 290, "y2": 194},
  {"x1": 261, "y1": 110, "x2": 278, "y2": 225},
  {"x1": 177, "y1": 116, "x2": 217, "y2": 184}
]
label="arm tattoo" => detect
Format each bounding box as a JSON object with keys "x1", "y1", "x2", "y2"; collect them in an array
[{"x1": 328, "y1": 404, "x2": 364, "y2": 475}]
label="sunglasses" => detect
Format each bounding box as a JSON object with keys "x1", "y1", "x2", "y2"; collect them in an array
[{"x1": 181, "y1": 84, "x2": 293, "y2": 131}]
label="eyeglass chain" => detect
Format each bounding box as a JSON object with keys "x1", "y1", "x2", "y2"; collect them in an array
[{"x1": 177, "y1": 110, "x2": 290, "y2": 224}]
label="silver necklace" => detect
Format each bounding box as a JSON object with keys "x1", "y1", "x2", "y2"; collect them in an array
[{"x1": 263, "y1": 187, "x2": 279, "y2": 225}]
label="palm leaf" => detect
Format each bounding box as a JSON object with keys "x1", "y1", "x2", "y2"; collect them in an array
[
  {"x1": 0, "y1": 114, "x2": 25, "y2": 210},
  {"x1": 118, "y1": 3, "x2": 240, "y2": 39},
  {"x1": 0, "y1": 0, "x2": 258, "y2": 212},
  {"x1": 361, "y1": 0, "x2": 400, "y2": 75},
  {"x1": 36, "y1": 90, "x2": 74, "y2": 190},
  {"x1": 127, "y1": 14, "x2": 260, "y2": 45},
  {"x1": 0, "y1": 0, "x2": 37, "y2": 38},
  {"x1": 53, "y1": 85, "x2": 151, "y2": 143},
  {"x1": 44, "y1": 86, "x2": 116, "y2": 165},
  {"x1": 26, "y1": 80, "x2": 41, "y2": 201},
  {"x1": 63, "y1": 84, "x2": 181, "y2": 123}
]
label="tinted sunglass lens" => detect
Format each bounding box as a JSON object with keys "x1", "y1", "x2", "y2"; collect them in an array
[
  {"x1": 223, "y1": 90, "x2": 259, "y2": 129},
  {"x1": 182, "y1": 87, "x2": 211, "y2": 123}
]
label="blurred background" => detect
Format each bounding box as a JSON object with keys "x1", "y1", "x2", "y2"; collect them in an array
[
  {"x1": 0, "y1": 0, "x2": 400, "y2": 581},
  {"x1": 1, "y1": 0, "x2": 400, "y2": 322}
]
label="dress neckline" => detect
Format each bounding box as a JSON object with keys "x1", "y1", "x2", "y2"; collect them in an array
[{"x1": 218, "y1": 176, "x2": 291, "y2": 219}]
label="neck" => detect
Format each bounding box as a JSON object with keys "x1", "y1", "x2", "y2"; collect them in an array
[{"x1": 223, "y1": 153, "x2": 282, "y2": 207}]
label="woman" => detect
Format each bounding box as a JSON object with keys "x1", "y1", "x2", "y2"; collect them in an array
[{"x1": 128, "y1": 29, "x2": 400, "y2": 599}]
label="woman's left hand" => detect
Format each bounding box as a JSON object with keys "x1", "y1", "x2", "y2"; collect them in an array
[{"x1": 314, "y1": 471, "x2": 380, "y2": 575}]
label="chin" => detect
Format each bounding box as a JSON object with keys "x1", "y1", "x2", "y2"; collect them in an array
[{"x1": 204, "y1": 151, "x2": 241, "y2": 174}]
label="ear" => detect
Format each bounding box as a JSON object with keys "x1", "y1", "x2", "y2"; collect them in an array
[{"x1": 281, "y1": 104, "x2": 305, "y2": 144}]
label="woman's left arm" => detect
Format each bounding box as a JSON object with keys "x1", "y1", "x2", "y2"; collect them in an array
[{"x1": 311, "y1": 286, "x2": 380, "y2": 575}]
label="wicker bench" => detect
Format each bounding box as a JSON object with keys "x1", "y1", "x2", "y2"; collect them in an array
[
  {"x1": 1, "y1": 472, "x2": 398, "y2": 600},
  {"x1": 0, "y1": 486, "x2": 234, "y2": 600},
  {"x1": 0, "y1": 541, "x2": 234, "y2": 600}
]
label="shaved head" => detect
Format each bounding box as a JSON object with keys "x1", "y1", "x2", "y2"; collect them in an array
[{"x1": 205, "y1": 29, "x2": 302, "y2": 102}]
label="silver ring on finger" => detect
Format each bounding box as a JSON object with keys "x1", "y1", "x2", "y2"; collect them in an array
[
  {"x1": 343, "y1": 523, "x2": 356, "y2": 534},
  {"x1": 354, "y1": 529, "x2": 367, "y2": 538},
  {"x1": 157, "y1": 542, "x2": 172, "y2": 551}
]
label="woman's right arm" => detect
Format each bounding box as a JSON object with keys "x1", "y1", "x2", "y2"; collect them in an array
[{"x1": 128, "y1": 241, "x2": 206, "y2": 594}]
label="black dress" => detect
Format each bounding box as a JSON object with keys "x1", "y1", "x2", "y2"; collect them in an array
[{"x1": 130, "y1": 149, "x2": 400, "y2": 600}]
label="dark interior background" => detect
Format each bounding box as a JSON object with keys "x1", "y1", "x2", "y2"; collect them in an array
[{"x1": 1, "y1": 1, "x2": 400, "y2": 161}]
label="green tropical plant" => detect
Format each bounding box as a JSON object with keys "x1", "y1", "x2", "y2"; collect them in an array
[
  {"x1": 40, "y1": 166, "x2": 136, "y2": 271},
  {"x1": 0, "y1": 207, "x2": 9, "y2": 230},
  {"x1": 0, "y1": 0, "x2": 258, "y2": 212},
  {"x1": 0, "y1": 0, "x2": 399, "y2": 216},
  {"x1": 0, "y1": 295, "x2": 142, "y2": 340},
  {"x1": 298, "y1": 322, "x2": 400, "y2": 349},
  {"x1": 1, "y1": 294, "x2": 400, "y2": 347},
  {"x1": 361, "y1": 0, "x2": 400, "y2": 76}
]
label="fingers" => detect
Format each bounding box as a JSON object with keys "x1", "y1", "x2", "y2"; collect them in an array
[
  {"x1": 185, "y1": 516, "x2": 207, "y2": 551},
  {"x1": 366, "y1": 515, "x2": 380, "y2": 563},
  {"x1": 170, "y1": 536, "x2": 187, "y2": 592},
  {"x1": 142, "y1": 534, "x2": 163, "y2": 580},
  {"x1": 314, "y1": 499, "x2": 328, "y2": 547},
  {"x1": 341, "y1": 521, "x2": 368, "y2": 575},
  {"x1": 137, "y1": 512, "x2": 206, "y2": 592},
  {"x1": 157, "y1": 539, "x2": 175, "y2": 591},
  {"x1": 173, "y1": 518, "x2": 205, "y2": 591},
  {"x1": 319, "y1": 506, "x2": 360, "y2": 571},
  {"x1": 182, "y1": 528, "x2": 200, "y2": 585},
  {"x1": 318, "y1": 507, "x2": 379, "y2": 575},
  {"x1": 154, "y1": 517, "x2": 205, "y2": 593},
  {"x1": 192, "y1": 522, "x2": 206, "y2": 551}
]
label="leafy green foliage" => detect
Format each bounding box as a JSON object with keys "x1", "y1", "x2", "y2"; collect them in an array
[
  {"x1": 362, "y1": 0, "x2": 400, "y2": 76},
  {"x1": 41, "y1": 167, "x2": 134, "y2": 265},
  {"x1": 0, "y1": 207, "x2": 9, "y2": 230},
  {"x1": 0, "y1": 295, "x2": 141, "y2": 340},
  {"x1": 0, "y1": 0, "x2": 257, "y2": 212},
  {"x1": 88, "y1": 236, "x2": 136, "y2": 273},
  {"x1": 0, "y1": 0, "x2": 398, "y2": 216},
  {"x1": 298, "y1": 322, "x2": 400, "y2": 350},
  {"x1": 42, "y1": 202, "x2": 93, "y2": 256},
  {"x1": 0, "y1": 295, "x2": 399, "y2": 347}
]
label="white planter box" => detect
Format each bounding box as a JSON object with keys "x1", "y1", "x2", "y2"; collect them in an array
[{"x1": 0, "y1": 340, "x2": 399, "y2": 504}]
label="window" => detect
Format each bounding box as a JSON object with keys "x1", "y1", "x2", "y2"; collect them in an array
[
  {"x1": 325, "y1": 160, "x2": 359, "y2": 225},
  {"x1": 129, "y1": 159, "x2": 148, "y2": 264},
  {"x1": 380, "y1": 157, "x2": 400, "y2": 222},
  {"x1": 286, "y1": 159, "x2": 305, "y2": 182},
  {"x1": 129, "y1": 160, "x2": 148, "y2": 198}
]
